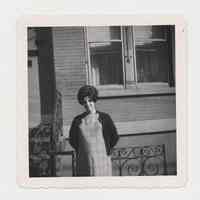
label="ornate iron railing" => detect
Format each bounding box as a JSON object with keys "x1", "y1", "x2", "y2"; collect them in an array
[
  {"x1": 29, "y1": 90, "x2": 63, "y2": 177},
  {"x1": 111, "y1": 144, "x2": 167, "y2": 176},
  {"x1": 29, "y1": 123, "x2": 53, "y2": 177}
]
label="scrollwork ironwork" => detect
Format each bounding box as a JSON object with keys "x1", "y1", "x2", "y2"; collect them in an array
[
  {"x1": 29, "y1": 90, "x2": 63, "y2": 177},
  {"x1": 111, "y1": 145, "x2": 167, "y2": 176}
]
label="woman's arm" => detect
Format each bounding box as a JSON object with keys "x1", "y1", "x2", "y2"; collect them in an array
[
  {"x1": 69, "y1": 117, "x2": 79, "y2": 151},
  {"x1": 106, "y1": 114, "x2": 119, "y2": 149}
]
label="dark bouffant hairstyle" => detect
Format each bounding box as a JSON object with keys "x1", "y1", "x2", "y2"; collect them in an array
[{"x1": 77, "y1": 85, "x2": 98, "y2": 105}]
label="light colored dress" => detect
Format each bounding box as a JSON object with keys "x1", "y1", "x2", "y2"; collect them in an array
[{"x1": 77, "y1": 113, "x2": 112, "y2": 176}]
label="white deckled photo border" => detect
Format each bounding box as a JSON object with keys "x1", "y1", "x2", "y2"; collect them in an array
[{"x1": 16, "y1": 15, "x2": 187, "y2": 189}]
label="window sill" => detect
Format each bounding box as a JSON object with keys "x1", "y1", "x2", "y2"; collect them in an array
[{"x1": 98, "y1": 84, "x2": 175, "y2": 98}]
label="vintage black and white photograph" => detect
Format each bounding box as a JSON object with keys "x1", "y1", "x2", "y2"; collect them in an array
[{"x1": 28, "y1": 24, "x2": 177, "y2": 178}]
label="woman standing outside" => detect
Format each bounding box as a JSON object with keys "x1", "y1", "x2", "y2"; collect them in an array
[{"x1": 69, "y1": 85, "x2": 119, "y2": 176}]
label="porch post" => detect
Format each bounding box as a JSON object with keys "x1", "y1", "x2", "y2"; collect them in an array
[
  {"x1": 35, "y1": 27, "x2": 56, "y2": 123},
  {"x1": 35, "y1": 28, "x2": 56, "y2": 176}
]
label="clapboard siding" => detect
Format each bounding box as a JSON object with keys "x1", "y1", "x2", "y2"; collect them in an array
[
  {"x1": 96, "y1": 95, "x2": 176, "y2": 122},
  {"x1": 52, "y1": 27, "x2": 87, "y2": 128},
  {"x1": 53, "y1": 27, "x2": 86, "y2": 95},
  {"x1": 61, "y1": 95, "x2": 175, "y2": 126}
]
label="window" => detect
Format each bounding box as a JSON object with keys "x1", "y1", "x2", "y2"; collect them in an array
[
  {"x1": 86, "y1": 26, "x2": 124, "y2": 87},
  {"x1": 85, "y1": 25, "x2": 175, "y2": 94}
]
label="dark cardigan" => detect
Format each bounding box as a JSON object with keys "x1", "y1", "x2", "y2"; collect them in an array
[{"x1": 69, "y1": 111, "x2": 119, "y2": 155}]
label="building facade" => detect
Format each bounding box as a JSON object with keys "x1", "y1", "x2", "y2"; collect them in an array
[{"x1": 28, "y1": 26, "x2": 176, "y2": 177}]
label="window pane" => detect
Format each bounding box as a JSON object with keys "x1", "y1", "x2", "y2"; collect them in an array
[
  {"x1": 134, "y1": 26, "x2": 166, "y2": 45},
  {"x1": 87, "y1": 26, "x2": 121, "y2": 42},
  {"x1": 89, "y1": 42, "x2": 123, "y2": 85},
  {"x1": 136, "y1": 47, "x2": 169, "y2": 83},
  {"x1": 134, "y1": 26, "x2": 170, "y2": 83}
]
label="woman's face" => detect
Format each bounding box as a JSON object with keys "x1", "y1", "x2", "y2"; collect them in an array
[{"x1": 83, "y1": 96, "x2": 96, "y2": 113}]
